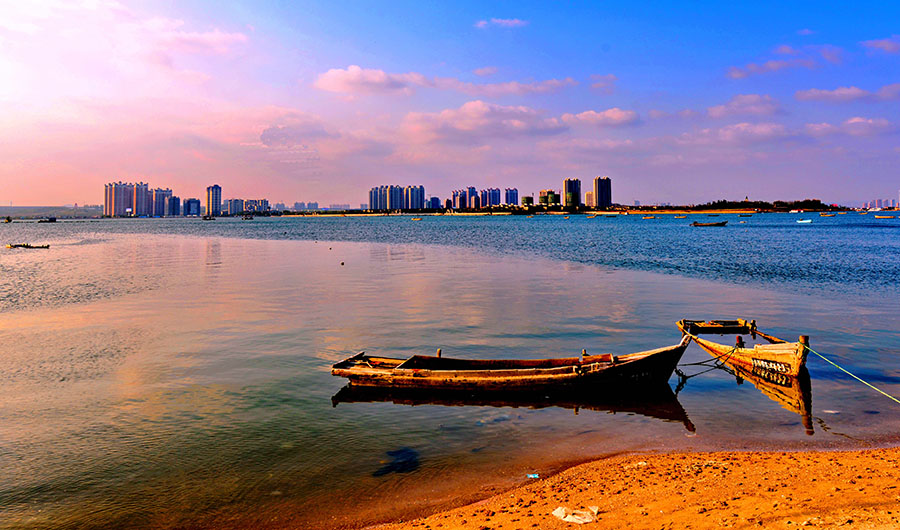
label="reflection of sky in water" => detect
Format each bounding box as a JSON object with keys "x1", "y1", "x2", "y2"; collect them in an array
[{"x1": 1, "y1": 234, "x2": 899, "y2": 529}]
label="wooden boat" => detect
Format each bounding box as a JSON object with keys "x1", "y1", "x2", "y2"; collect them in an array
[
  {"x1": 691, "y1": 221, "x2": 727, "y2": 227},
  {"x1": 707, "y1": 214, "x2": 720, "y2": 217},
  {"x1": 719, "y1": 360, "x2": 813, "y2": 435},
  {"x1": 563, "y1": 216, "x2": 570, "y2": 219},
  {"x1": 837, "y1": 212, "x2": 847, "y2": 215},
  {"x1": 586, "y1": 215, "x2": 596, "y2": 219},
  {"x1": 6, "y1": 243, "x2": 50, "y2": 249},
  {"x1": 642, "y1": 215, "x2": 656, "y2": 219},
  {"x1": 332, "y1": 336, "x2": 691, "y2": 390},
  {"x1": 674, "y1": 215, "x2": 687, "y2": 219},
  {"x1": 242, "y1": 214, "x2": 254, "y2": 220},
  {"x1": 739, "y1": 214, "x2": 753, "y2": 217},
  {"x1": 859, "y1": 212, "x2": 869, "y2": 215},
  {"x1": 677, "y1": 319, "x2": 809, "y2": 377},
  {"x1": 526, "y1": 215, "x2": 534, "y2": 218},
  {"x1": 796, "y1": 219, "x2": 812, "y2": 224},
  {"x1": 410, "y1": 217, "x2": 423, "y2": 221},
  {"x1": 202, "y1": 215, "x2": 215, "y2": 220},
  {"x1": 331, "y1": 382, "x2": 695, "y2": 432},
  {"x1": 819, "y1": 213, "x2": 835, "y2": 217},
  {"x1": 874, "y1": 215, "x2": 895, "y2": 219}
]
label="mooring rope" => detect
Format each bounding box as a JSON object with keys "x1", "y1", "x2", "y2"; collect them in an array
[{"x1": 806, "y1": 345, "x2": 900, "y2": 406}]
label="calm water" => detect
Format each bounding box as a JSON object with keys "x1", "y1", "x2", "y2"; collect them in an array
[{"x1": 1, "y1": 215, "x2": 899, "y2": 529}]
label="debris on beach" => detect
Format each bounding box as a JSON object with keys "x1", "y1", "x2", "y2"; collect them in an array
[
  {"x1": 525, "y1": 473, "x2": 539, "y2": 479},
  {"x1": 551, "y1": 505, "x2": 599, "y2": 524}
]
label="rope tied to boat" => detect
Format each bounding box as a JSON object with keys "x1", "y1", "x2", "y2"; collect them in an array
[{"x1": 805, "y1": 345, "x2": 900, "y2": 406}]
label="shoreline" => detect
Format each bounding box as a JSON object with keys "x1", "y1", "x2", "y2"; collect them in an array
[{"x1": 374, "y1": 446, "x2": 900, "y2": 529}]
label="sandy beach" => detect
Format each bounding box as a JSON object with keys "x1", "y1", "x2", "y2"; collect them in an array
[{"x1": 376, "y1": 447, "x2": 900, "y2": 529}]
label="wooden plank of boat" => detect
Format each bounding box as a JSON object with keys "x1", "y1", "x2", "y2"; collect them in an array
[
  {"x1": 691, "y1": 221, "x2": 727, "y2": 227},
  {"x1": 331, "y1": 382, "x2": 696, "y2": 432},
  {"x1": 676, "y1": 319, "x2": 809, "y2": 377},
  {"x1": 874, "y1": 215, "x2": 895, "y2": 219},
  {"x1": 332, "y1": 336, "x2": 691, "y2": 390}
]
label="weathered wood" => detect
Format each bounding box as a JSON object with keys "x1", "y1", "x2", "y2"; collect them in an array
[{"x1": 332, "y1": 336, "x2": 690, "y2": 389}]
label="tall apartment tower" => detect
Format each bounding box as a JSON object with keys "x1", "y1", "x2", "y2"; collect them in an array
[
  {"x1": 504, "y1": 188, "x2": 518, "y2": 206},
  {"x1": 132, "y1": 182, "x2": 152, "y2": 216},
  {"x1": 206, "y1": 184, "x2": 222, "y2": 216},
  {"x1": 152, "y1": 188, "x2": 172, "y2": 217},
  {"x1": 104, "y1": 182, "x2": 135, "y2": 216},
  {"x1": 594, "y1": 176, "x2": 612, "y2": 208},
  {"x1": 563, "y1": 178, "x2": 582, "y2": 207}
]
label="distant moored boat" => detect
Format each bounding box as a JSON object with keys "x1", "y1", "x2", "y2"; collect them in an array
[
  {"x1": 691, "y1": 221, "x2": 727, "y2": 227},
  {"x1": 796, "y1": 219, "x2": 812, "y2": 224}
]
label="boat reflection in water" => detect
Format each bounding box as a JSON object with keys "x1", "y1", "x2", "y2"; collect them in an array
[
  {"x1": 719, "y1": 360, "x2": 813, "y2": 435},
  {"x1": 331, "y1": 383, "x2": 695, "y2": 433}
]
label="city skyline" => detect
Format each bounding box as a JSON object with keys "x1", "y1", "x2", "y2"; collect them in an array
[{"x1": 2, "y1": 2, "x2": 900, "y2": 206}]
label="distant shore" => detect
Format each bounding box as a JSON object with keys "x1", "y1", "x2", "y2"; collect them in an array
[{"x1": 376, "y1": 447, "x2": 900, "y2": 529}]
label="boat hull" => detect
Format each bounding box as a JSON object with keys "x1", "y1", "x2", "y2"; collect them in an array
[
  {"x1": 691, "y1": 336, "x2": 807, "y2": 377},
  {"x1": 332, "y1": 338, "x2": 690, "y2": 390}
]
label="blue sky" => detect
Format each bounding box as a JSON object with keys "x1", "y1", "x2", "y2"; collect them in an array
[{"x1": 1, "y1": 1, "x2": 898, "y2": 205}]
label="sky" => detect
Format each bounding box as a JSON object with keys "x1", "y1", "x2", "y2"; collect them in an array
[{"x1": 1, "y1": 0, "x2": 899, "y2": 207}]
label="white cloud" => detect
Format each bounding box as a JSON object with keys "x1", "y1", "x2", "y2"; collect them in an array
[
  {"x1": 727, "y1": 58, "x2": 815, "y2": 79},
  {"x1": 795, "y1": 83, "x2": 900, "y2": 102},
  {"x1": 475, "y1": 18, "x2": 528, "y2": 29},
  {"x1": 401, "y1": 100, "x2": 567, "y2": 144},
  {"x1": 561, "y1": 108, "x2": 638, "y2": 127}
]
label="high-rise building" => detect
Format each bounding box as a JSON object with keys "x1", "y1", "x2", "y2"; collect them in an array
[
  {"x1": 132, "y1": 182, "x2": 152, "y2": 216},
  {"x1": 167, "y1": 196, "x2": 181, "y2": 217},
  {"x1": 585, "y1": 191, "x2": 595, "y2": 208},
  {"x1": 225, "y1": 198, "x2": 245, "y2": 215},
  {"x1": 294, "y1": 202, "x2": 306, "y2": 211},
  {"x1": 183, "y1": 198, "x2": 201, "y2": 216},
  {"x1": 307, "y1": 201, "x2": 319, "y2": 210},
  {"x1": 206, "y1": 184, "x2": 222, "y2": 216},
  {"x1": 403, "y1": 185, "x2": 425, "y2": 209},
  {"x1": 152, "y1": 188, "x2": 172, "y2": 217},
  {"x1": 504, "y1": 188, "x2": 518, "y2": 206},
  {"x1": 563, "y1": 178, "x2": 582, "y2": 207},
  {"x1": 539, "y1": 189, "x2": 560, "y2": 206},
  {"x1": 467, "y1": 186, "x2": 478, "y2": 209},
  {"x1": 594, "y1": 176, "x2": 612, "y2": 208},
  {"x1": 104, "y1": 182, "x2": 134, "y2": 217},
  {"x1": 522, "y1": 195, "x2": 534, "y2": 206},
  {"x1": 428, "y1": 197, "x2": 442, "y2": 209}
]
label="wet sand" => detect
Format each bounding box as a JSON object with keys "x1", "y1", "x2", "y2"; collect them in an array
[{"x1": 377, "y1": 447, "x2": 900, "y2": 529}]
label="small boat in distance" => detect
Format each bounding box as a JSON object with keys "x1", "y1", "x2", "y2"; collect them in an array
[
  {"x1": 642, "y1": 215, "x2": 656, "y2": 219},
  {"x1": 739, "y1": 214, "x2": 753, "y2": 217},
  {"x1": 674, "y1": 215, "x2": 687, "y2": 219},
  {"x1": 677, "y1": 319, "x2": 809, "y2": 377},
  {"x1": 859, "y1": 212, "x2": 869, "y2": 215},
  {"x1": 332, "y1": 336, "x2": 691, "y2": 390},
  {"x1": 202, "y1": 215, "x2": 215, "y2": 220},
  {"x1": 874, "y1": 215, "x2": 896, "y2": 219},
  {"x1": 241, "y1": 214, "x2": 254, "y2": 220},
  {"x1": 707, "y1": 214, "x2": 720, "y2": 217},
  {"x1": 586, "y1": 215, "x2": 596, "y2": 219},
  {"x1": 796, "y1": 219, "x2": 812, "y2": 224},
  {"x1": 526, "y1": 215, "x2": 534, "y2": 218},
  {"x1": 411, "y1": 217, "x2": 423, "y2": 221},
  {"x1": 563, "y1": 216, "x2": 570, "y2": 219},
  {"x1": 691, "y1": 221, "x2": 727, "y2": 227},
  {"x1": 6, "y1": 243, "x2": 50, "y2": 249},
  {"x1": 819, "y1": 213, "x2": 835, "y2": 217}
]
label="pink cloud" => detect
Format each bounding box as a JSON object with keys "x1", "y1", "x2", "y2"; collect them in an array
[
  {"x1": 313, "y1": 65, "x2": 428, "y2": 94},
  {"x1": 707, "y1": 94, "x2": 780, "y2": 118},
  {"x1": 773, "y1": 45, "x2": 799, "y2": 55},
  {"x1": 861, "y1": 35, "x2": 900, "y2": 53},
  {"x1": 589, "y1": 74, "x2": 617, "y2": 94},
  {"x1": 473, "y1": 66, "x2": 497, "y2": 76},
  {"x1": 726, "y1": 58, "x2": 815, "y2": 79},
  {"x1": 145, "y1": 18, "x2": 248, "y2": 54},
  {"x1": 313, "y1": 65, "x2": 576, "y2": 96},
  {"x1": 679, "y1": 122, "x2": 791, "y2": 146},
  {"x1": 817, "y1": 45, "x2": 844, "y2": 64},
  {"x1": 797, "y1": 29, "x2": 815, "y2": 36},
  {"x1": 648, "y1": 109, "x2": 700, "y2": 120},
  {"x1": 475, "y1": 18, "x2": 529, "y2": 29},
  {"x1": 401, "y1": 100, "x2": 567, "y2": 144},
  {"x1": 842, "y1": 117, "x2": 892, "y2": 136},
  {"x1": 561, "y1": 108, "x2": 639, "y2": 127},
  {"x1": 795, "y1": 83, "x2": 900, "y2": 102}
]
